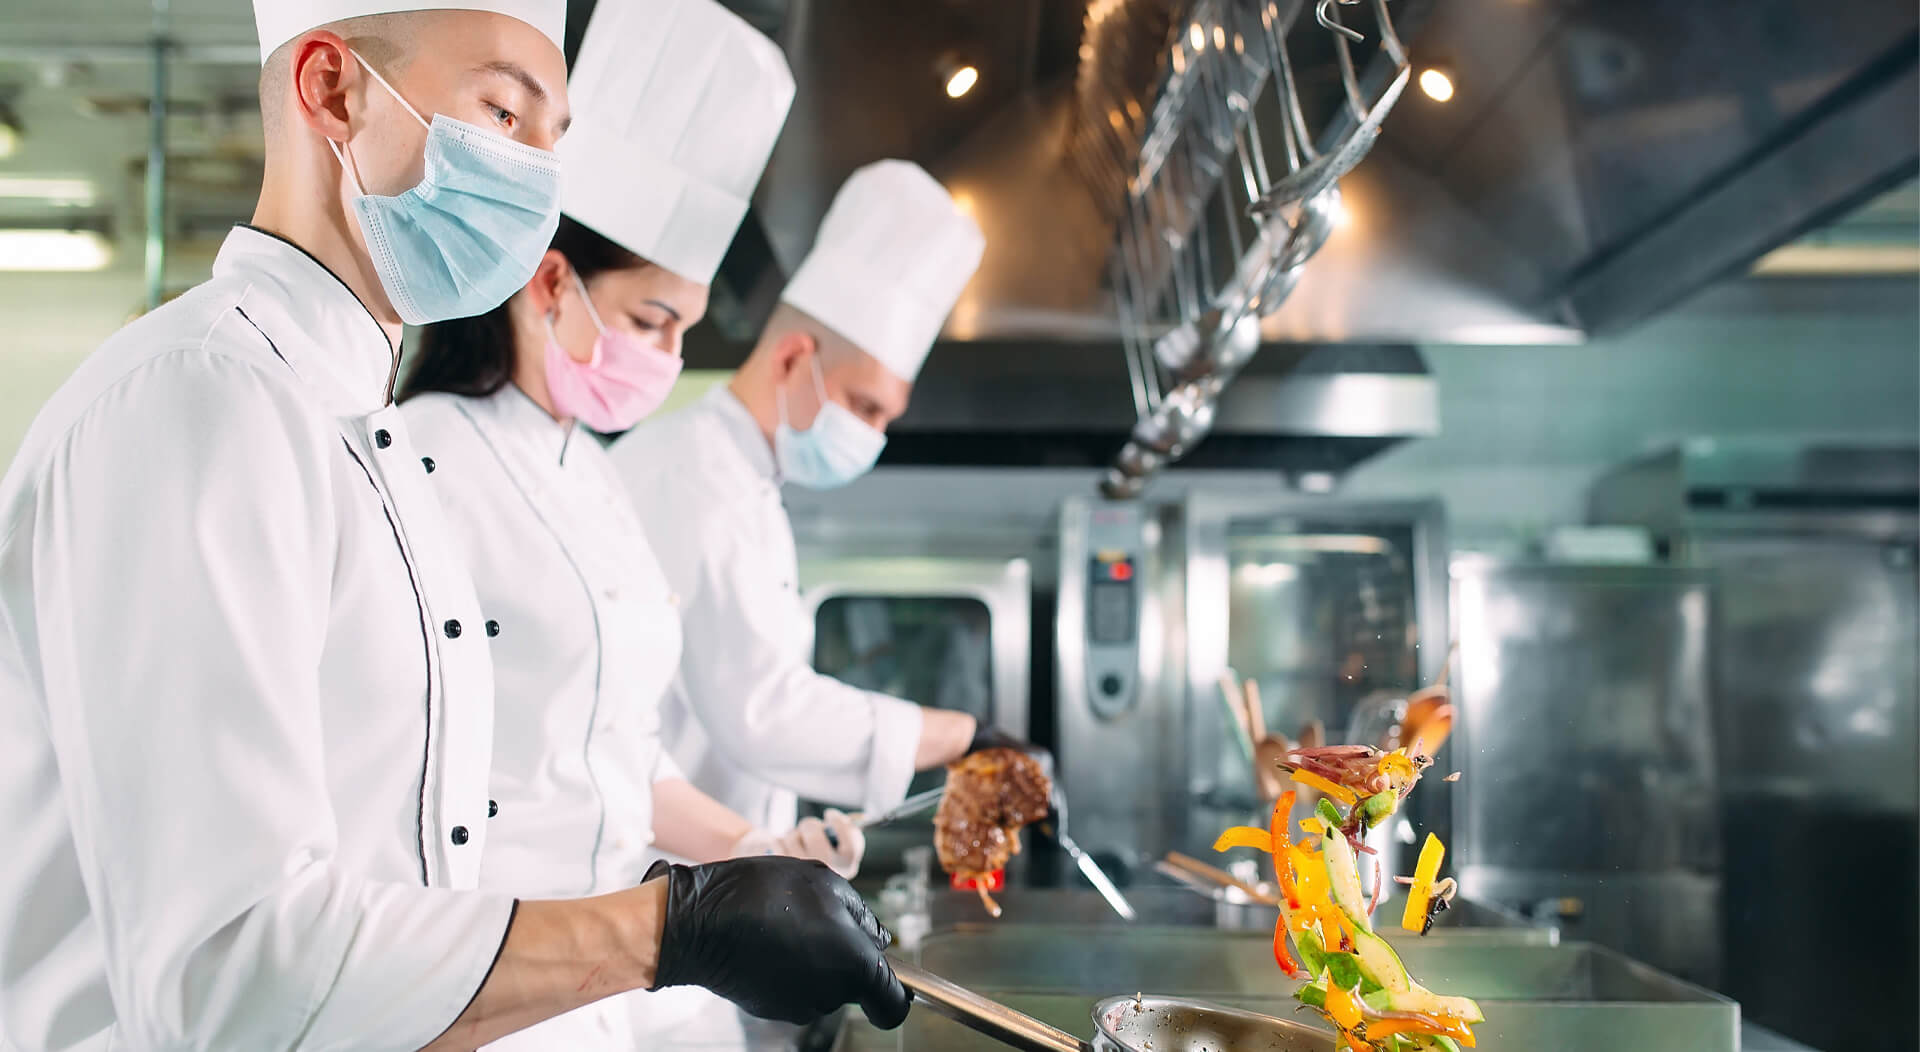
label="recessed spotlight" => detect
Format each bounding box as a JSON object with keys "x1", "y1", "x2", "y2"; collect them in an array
[
  {"x1": 937, "y1": 55, "x2": 979, "y2": 100},
  {"x1": 1419, "y1": 67, "x2": 1455, "y2": 103},
  {"x1": 945, "y1": 65, "x2": 978, "y2": 99}
]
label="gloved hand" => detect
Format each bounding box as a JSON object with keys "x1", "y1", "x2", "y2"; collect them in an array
[
  {"x1": 968, "y1": 725, "x2": 1055, "y2": 778},
  {"x1": 645, "y1": 856, "x2": 911, "y2": 1029},
  {"x1": 729, "y1": 812, "x2": 866, "y2": 879},
  {"x1": 784, "y1": 809, "x2": 863, "y2": 879}
]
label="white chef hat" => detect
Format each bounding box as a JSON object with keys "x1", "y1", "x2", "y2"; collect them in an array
[
  {"x1": 559, "y1": 0, "x2": 795, "y2": 286},
  {"x1": 780, "y1": 160, "x2": 985, "y2": 383},
  {"x1": 253, "y1": 0, "x2": 566, "y2": 64}
]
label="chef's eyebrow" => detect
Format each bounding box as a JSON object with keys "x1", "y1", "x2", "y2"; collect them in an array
[
  {"x1": 646, "y1": 299, "x2": 682, "y2": 322},
  {"x1": 474, "y1": 61, "x2": 572, "y2": 133}
]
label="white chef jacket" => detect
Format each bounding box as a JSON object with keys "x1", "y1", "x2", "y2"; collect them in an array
[
  {"x1": 0, "y1": 226, "x2": 511, "y2": 1051},
  {"x1": 606, "y1": 384, "x2": 922, "y2": 834},
  {"x1": 401, "y1": 387, "x2": 691, "y2": 1050}
]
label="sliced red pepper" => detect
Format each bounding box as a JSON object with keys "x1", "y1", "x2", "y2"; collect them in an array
[{"x1": 1271, "y1": 914, "x2": 1302, "y2": 978}]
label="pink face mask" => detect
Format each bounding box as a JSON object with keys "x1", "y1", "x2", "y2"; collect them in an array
[{"x1": 543, "y1": 270, "x2": 684, "y2": 432}]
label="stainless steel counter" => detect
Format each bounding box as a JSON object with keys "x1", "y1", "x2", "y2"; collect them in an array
[{"x1": 834, "y1": 894, "x2": 1748, "y2": 1052}]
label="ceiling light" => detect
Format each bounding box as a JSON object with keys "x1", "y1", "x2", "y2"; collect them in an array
[
  {"x1": 1189, "y1": 23, "x2": 1205, "y2": 50},
  {"x1": 0, "y1": 176, "x2": 96, "y2": 207},
  {"x1": 936, "y1": 54, "x2": 979, "y2": 100},
  {"x1": 945, "y1": 65, "x2": 978, "y2": 99},
  {"x1": 0, "y1": 229, "x2": 114, "y2": 271},
  {"x1": 1419, "y1": 67, "x2": 1455, "y2": 103}
]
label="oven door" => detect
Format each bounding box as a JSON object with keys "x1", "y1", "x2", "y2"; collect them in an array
[{"x1": 798, "y1": 556, "x2": 1032, "y2": 876}]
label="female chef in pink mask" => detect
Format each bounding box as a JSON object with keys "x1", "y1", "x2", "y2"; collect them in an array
[{"x1": 399, "y1": 3, "x2": 860, "y2": 1047}]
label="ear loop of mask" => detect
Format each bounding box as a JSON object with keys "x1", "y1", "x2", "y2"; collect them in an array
[
  {"x1": 325, "y1": 47, "x2": 432, "y2": 198},
  {"x1": 545, "y1": 267, "x2": 606, "y2": 366},
  {"x1": 779, "y1": 344, "x2": 834, "y2": 433}
]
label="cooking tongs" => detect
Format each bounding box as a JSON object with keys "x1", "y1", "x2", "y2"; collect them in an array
[
  {"x1": 1044, "y1": 786, "x2": 1137, "y2": 922},
  {"x1": 856, "y1": 786, "x2": 947, "y2": 830}
]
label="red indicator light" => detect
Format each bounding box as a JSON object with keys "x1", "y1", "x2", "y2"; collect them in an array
[{"x1": 1110, "y1": 562, "x2": 1134, "y2": 581}]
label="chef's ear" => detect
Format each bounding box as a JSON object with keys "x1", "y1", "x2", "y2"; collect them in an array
[
  {"x1": 286, "y1": 31, "x2": 357, "y2": 144},
  {"x1": 522, "y1": 250, "x2": 572, "y2": 320},
  {"x1": 772, "y1": 328, "x2": 818, "y2": 384}
]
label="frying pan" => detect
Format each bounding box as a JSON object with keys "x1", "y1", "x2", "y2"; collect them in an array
[{"x1": 893, "y1": 959, "x2": 1335, "y2": 1052}]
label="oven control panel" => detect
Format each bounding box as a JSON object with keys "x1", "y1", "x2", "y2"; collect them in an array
[{"x1": 1084, "y1": 505, "x2": 1143, "y2": 719}]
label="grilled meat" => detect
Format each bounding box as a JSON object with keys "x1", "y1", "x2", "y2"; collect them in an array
[{"x1": 933, "y1": 748, "x2": 1051, "y2": 881}]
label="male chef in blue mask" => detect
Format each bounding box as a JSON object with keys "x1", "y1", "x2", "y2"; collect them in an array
[
  {"x1": 0, "y1": 2, "x2": 908, "y2": 1049},
  {"x1": 611, "y1": 161, "x2": 1035, "y2": 857}
]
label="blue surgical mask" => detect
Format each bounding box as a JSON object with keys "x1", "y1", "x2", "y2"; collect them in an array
[
  {"x1": 328, "y1": 50, "x2": 561, "y2": 326},
  {"x1": 775, "y1": 355, "x2": 887, "y2": 489}
]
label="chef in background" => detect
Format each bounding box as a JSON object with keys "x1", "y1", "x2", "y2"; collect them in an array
[
  {"x1": 0, "y1": 1, "x2": 909, "y2": 1047},
  {"x1": 399, "y1": 1, "x2": 864, "y2": 1046},
  {"x1": 612, "y1": 162, "x2": 1044, "y2": 838}
]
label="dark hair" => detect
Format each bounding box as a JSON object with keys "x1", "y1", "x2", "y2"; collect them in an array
[{"x1": 397, "y1": 215, "x2": 647, "y2": 402}]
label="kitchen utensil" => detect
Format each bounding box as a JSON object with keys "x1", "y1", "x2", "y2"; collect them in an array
[
  {"x1": 1047, "y1": 787, "x2": 1137, "y2": 921},
  {"x1": 893, "y1": 959, "x2": 1335, "y2": 1052},
  {"x1": 1160, "y1": 851, "x2": 1278, "y2": 906},
  {"x1": 857, "y1": 786, "x2": 946, "y2": 830}
]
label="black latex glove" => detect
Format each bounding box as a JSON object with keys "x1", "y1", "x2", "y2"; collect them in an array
[
  {"x1": 645, "y1": 856, "x2": 912, "y2": 1030},
  {"x1": 968, "y1": 725, "x2": 1055, "y2": 778}
]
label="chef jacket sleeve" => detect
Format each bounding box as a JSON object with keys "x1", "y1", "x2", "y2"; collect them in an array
[
  {"x1": 24, "y1": 351, "x2": 512, "y2": 1051},
  {"x1": 675, "y1": 523, "x2": 923, "y2": 815}
]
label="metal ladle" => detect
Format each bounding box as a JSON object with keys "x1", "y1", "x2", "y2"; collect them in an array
[{"x1": 893, "y1": 959, "x2": 1335, "y2": 1052}]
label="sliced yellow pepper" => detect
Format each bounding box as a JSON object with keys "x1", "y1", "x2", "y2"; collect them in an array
[
  {"x1": 1212, "y1": 826, "x2": 1274, "y2": 854},
  {"x1": 1289, "y1": 769, "x2": 1358, "y2": 806},
  {"x1": 1401, "y1": 832, "x2": 1447, "y2": 933},
  {"x1": 1323, "y1": 981, "x2": 1363, "y2": 1030},
  {"x1": 1377, "y1": 749, "x2": 1417, "y2": 782},
  {"x1": 1289, "y1": 844, "x2": 1328, "y2": 899},
  {"x1": 1299, "y1": 817, "x2": 1324, "y2": 836}
]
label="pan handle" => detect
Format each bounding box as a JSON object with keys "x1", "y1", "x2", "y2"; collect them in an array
[{"x1": 892, "y1": 959, "x2": 1095, "y2": 1052}]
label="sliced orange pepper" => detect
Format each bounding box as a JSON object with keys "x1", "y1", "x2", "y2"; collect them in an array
[
  {"x1": 1343, "y1": 1034, "x2": 1370, "y2": 1052},
  {"x1": 1290, "y1": 769, "x2": 1358, "y2": 806},
  {"x1": 1269, "y1": 791, "x2": 1299, "y2": 901},
  {"x1": 1212, "y1": 826, "x2": 1275, "y2": 853},
  {"x1": 1323, "y1": 982, "x2": 1363, "y2": 1030},
  {"x1": 1365, "y1": 1015, "x2": 1476, "y2": 1042}
]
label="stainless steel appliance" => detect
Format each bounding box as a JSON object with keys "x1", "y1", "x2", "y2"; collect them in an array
[
  {"x1": 1054, "y1": 491, "x2": 1450, "y2": 871},
  {"x1": 1056, "y1": 496, "x2": 1185, "y2": 871},
  {"x1": 802, "y1": 555, "x2": 1032, "y2": 741},
  {"x1": 1589, "y1": 441, "x2": 1919, "y2": 1050},
  {"x1": 1182, "y1": 495, "x2": 1450, "y2": 855},
  {"x1": 797, "y1": 549, "x2": 1034, "y2": 875},
  {"x1": 1451, "y1": 559, "x2": 1722, "y2": 987}
]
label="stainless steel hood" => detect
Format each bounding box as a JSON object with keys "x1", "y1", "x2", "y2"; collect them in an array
[
  {"x1": 681, "y1": 336, "x2": 1437, "y2": 474},
  {"x1": 693, "y1": 0, "x2": 1918, "y2": 345},
  {"x1": 658, "y1": 0, "x2": 1917, "y2": 480}
]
